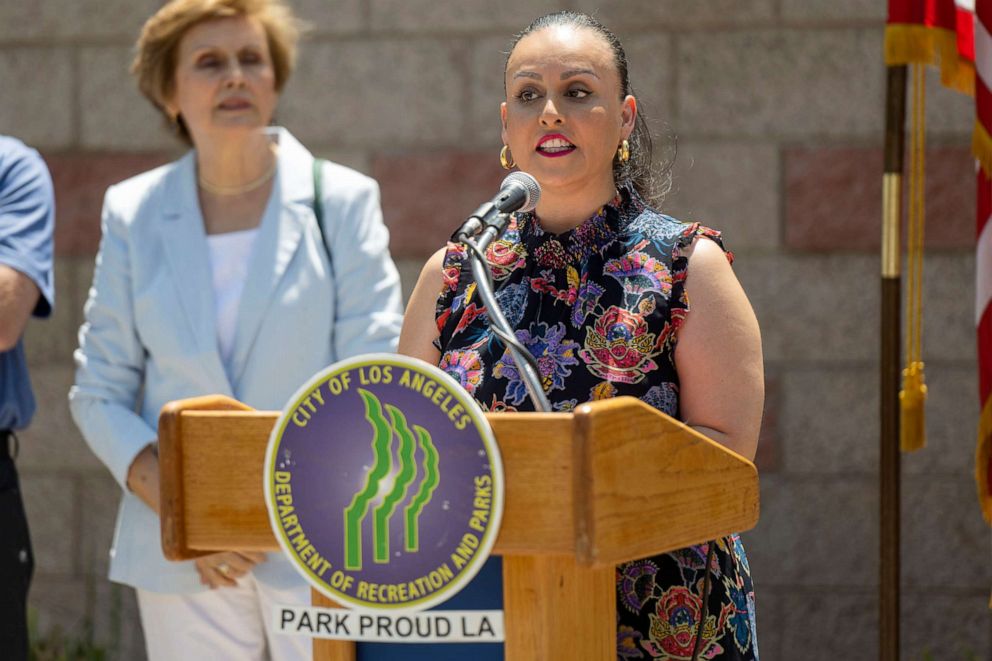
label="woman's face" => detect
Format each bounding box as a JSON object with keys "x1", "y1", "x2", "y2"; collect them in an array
[
  {"x1": 166, "y1": 15, "x2": 278, "y2": 145},
  {"x1": 501, "y1": 25, "x2": 636, "y2": 196}
]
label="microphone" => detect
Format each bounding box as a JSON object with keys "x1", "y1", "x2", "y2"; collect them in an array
[{"x1": 455, "y1": 172, "x2": 541, "y2": 242}]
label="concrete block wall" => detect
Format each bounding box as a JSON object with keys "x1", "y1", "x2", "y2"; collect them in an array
[{"x1": 2, "y1": 1, "x2": 988, "y2": 658}]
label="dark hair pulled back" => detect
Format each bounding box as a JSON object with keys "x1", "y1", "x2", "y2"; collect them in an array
[{"x1": 505, "y1": 11, "x2": 668, "y2": 207}]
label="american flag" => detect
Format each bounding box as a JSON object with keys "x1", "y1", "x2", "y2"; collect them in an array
[{"x1": 885, "y1": 1, "x2": 992, "y2": 521}]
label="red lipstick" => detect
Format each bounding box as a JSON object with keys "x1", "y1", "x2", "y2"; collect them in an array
[{"x1": 536, "y1": 133, "x2": 576, "y2": 158}]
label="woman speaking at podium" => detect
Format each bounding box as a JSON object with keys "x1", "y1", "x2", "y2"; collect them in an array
[
  {"x1": 401, "y1": 11, "x2": 763, "y2": 661},
  {"x1": 69, "y1": 0, "x2": 402, "y2": 658}
]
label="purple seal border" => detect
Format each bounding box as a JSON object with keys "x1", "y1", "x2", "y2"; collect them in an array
[{"x1": 263, "y1": 353, "x2": 505, "y2": 612}]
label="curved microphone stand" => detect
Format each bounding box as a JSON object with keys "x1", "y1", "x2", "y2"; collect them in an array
[{"x1": 463, "y1": 218, "x2": 551, "y2": 413}]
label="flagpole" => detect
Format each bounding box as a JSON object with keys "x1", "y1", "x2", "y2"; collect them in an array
[{"x1": 881, "y1": 63, "x2": 907, "y2": 661}]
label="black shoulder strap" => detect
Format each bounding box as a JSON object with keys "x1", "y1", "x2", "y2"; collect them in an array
[
  {"x1": 313, "y1": 158, "x2": 326, "y2": 239},
  {"x1": 312, "y1": 158, "x2": 332, "y2": 267}
]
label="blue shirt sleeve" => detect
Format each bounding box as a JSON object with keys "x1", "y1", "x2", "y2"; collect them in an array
[{"x1": 0, "y1": 135, "x2": 55, "y2": 317}]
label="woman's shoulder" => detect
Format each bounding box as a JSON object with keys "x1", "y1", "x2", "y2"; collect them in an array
[
  {"x1": 103, "y1": 154, "x2": 190, "y2": 224},
  {"x1": 622, "y1": 201, "x2": 723, "y2": 243},
  {"x1": 275, "y1": 127, "x2": 380, "y2": 204},
  {"x1": 110, "y1": 151, "x2": 186, "y2": 194},
  {"x1": 618, "y1": 199, "x2": 733, "y2": 265},
  {"x1": 317, "y1": 159, "x2": 379, "y2": 201}
]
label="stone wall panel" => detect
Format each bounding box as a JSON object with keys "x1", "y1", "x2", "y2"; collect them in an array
[
  {"x1": 23, "y1": 257, "x2": 87, "y2": 368},
  {"x1": 747, "y1": 587, "x2": 784, "y2": 661},
  {"x1": 281, "y1": 39, "x2": 463, "y2": 149},
  {"x1": 0, "y1": 4, "x2": 66, "y2": 42},
  {"x1": 373, "y1": 150, "x2": 505, "y2": 258},
  {"x1": 734, "y1": 254, "x2": 878, "y2": 363},
  {"x1": 79, "y1": 47, "x2": 177, "y2": 151},
  {"x1": 0, "y1": 48, "x2": 73, "y2": 150},
  {"x1": 64, "y1": 0, "x2": 159, "y2": 42},
  {"x1": 902, "y1": 477, "x2": 992, "y2": 589},
  {"x1": 663, "y1": 141, "x2": 779, "y2": 250},
  {"x1": 370, "y1": 0, "x2": 561, "y2": 33},
  {"x1": 755, "y1": 370, "x2": 781, "y2": 473},
  {"x1": 290, "y1": 0, "x2": 365, "y2": 35},
  {"x1": 395, "y1": 257, "x2": 427, "y2": 304},
  {"x1": 780, "y1": 0, "x2": 886, "y2": 22},
  {"x1": 921, "y1": 252, "x2": 976, "y2": 363},
  {"x1": 20, "y1": 472, "x2": 78, "y2": 575},
  {"x1": 467, "y1": 35, "x2": 513, "y2": 148},
  {"x1": 678, "y1": 29, "x2": 884, "y2": 139},
  {"x1": 0, "y1": 0, "x2": 160, "y2": 42},
  {"x1": 79, "y1": 472, "x2": 120, "y2": 581},
  {"x1": 621, "y1": 33, "x2": 674, "y2": 132},
  {"x1": 779, "y1": 590, "x2": 877, "y2": 660},
  {"x1": 575, "y1": 0, "x2": 775, "y2": 29},
  {"x1": 784, "y1": 146, "x2": 973, "y2": 252},
  {"x1": 900, "y1": 592, "x2": 991, "y2": 660},
  {"x1": 745, "y1": 476, "x2": 878, "y2": 587},
  {"x1": 17, "y1": 364, "x2": 102, "y2": 473},
  {"x1": 780, "y1": 367, "x2": 878, "y2": 475}
]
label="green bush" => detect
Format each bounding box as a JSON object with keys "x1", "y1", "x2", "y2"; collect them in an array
[{"x1": 28, "y1": 610, "x2": 106, "y2": 661}]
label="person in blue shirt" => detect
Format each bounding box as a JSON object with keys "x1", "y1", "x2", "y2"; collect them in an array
[{"x1": 0, "y1": 135, "x2": 56, "y2": 661}]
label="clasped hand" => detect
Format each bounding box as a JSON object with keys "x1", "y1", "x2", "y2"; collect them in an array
[{"x1": 194, "y1": 551, "x2": 267, "y2": 589}]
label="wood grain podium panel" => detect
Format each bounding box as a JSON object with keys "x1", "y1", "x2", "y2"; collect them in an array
[
  {"x1": 311, "y1": 590, "x2": 355, "y2": 661},
  {"x1": 503, "y1": 555, "x2": 613, "y2": 660},
  {"x1": 158, "y1": 395, "x2": 760, "y2": 661},
  {"x1": 573, "y1": 398, "x2": 760, "y2": 566},
  {"x1": 160, "y1": 401, "x2": 577, "y2": 559}
]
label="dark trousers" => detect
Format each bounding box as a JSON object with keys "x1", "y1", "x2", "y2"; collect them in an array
[{"x1": 0, "y1": 431, "x2": 32, "y2": 661}]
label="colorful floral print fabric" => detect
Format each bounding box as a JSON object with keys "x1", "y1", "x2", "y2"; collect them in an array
[{"x1": 434, "y1": 187, "x2": 758, "y2": 660}]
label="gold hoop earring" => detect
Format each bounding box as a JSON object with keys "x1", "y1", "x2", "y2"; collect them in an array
[
  {"x1": 500, "y1": 145, "x2": 515, "y2": 170},
  {"x1": 617, "y1": 139, "x2": 630, "y2": 164}
]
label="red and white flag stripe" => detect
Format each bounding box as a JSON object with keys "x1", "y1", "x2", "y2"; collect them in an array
[{"x1": 973, "y1": 0, "x2": 992, "y2": 520}]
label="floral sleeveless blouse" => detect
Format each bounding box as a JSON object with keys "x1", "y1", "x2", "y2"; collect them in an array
[{"x1": 433, "y1": 187, "x2": 758, "y2": 660}]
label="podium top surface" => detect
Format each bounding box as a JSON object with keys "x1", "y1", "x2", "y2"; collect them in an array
[{"x1": 159, "y1": 395, "x2": 758, "y2": 566}]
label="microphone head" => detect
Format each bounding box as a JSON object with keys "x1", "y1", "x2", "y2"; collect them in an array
[{"x1": 500, "y1": 171, "x2": 541, "y2": 213}]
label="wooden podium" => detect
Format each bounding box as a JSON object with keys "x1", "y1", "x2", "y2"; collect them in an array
[{"x1": 158, "y1": 394, "x2": 759, "y2": 660}]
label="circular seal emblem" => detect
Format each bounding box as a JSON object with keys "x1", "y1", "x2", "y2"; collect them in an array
[{"x1": 264, "y1": 354, "x2": 503, "y2": 612}]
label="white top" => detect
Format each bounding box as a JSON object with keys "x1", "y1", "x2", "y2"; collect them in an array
[{"x1": 206, "y1": 228, "x2": 259, "y2": 374}]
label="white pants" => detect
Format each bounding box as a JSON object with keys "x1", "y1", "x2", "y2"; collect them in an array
[{"x1": 137, "y1": 574, "x2": 313, "y2": 661}]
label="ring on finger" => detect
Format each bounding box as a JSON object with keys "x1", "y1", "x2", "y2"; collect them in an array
[{"x1": 217, "y1": 562, "x2": 232, "y2": 576}]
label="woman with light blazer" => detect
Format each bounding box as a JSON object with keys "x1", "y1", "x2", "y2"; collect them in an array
[{"x1": 68, "y1": 1, "x2": 403, "y2": 658}]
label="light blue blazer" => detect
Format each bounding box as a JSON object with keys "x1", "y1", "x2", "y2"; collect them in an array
[{"x1": 69, "y1": 128, "x2": 404, "y2": 593}]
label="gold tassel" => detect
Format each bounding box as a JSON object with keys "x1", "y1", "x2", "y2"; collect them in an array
[
  {"x1": 899, "y1": 361, "x2": 927, "y2": 452},
  {"x1": 900, "y1": 63, "x2": 927, "y2": 453}
]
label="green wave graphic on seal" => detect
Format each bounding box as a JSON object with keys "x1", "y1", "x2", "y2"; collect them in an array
[
  {"x1": 344, "y1": 389, "x2": 394, "y2": 570},
  {"x1": 372, "y1": 405, "x2": 419, "y2": 563},
  {"x1": 405, "y1": 427, "x2": 439, "y2": 552},
  {"x1": 343, "y1": 389, "x2": 440, "y2": 569}
]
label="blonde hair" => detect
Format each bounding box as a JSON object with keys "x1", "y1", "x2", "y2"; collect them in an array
[{"x1": 131, "y1": 0, "x2": 301, "y2": 143}]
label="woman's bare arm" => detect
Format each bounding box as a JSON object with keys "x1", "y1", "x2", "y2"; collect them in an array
[
  {"x1": 398, "y1": 248, "x2": 447, "y2": 364},
  {"x1": 674, "y1": 238, "x2": 764, "y2": 461}
]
